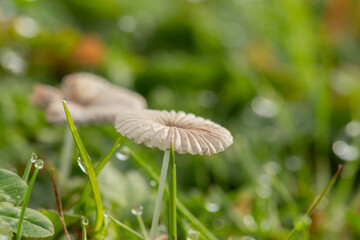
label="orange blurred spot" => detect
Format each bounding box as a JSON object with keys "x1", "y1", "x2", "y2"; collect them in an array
[{"x1": 71, "y1": 34, "x2": 105, "y2": 66}]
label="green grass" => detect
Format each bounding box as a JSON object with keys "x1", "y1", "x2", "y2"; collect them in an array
[{"x1": 1, "y1": 0, "x2": 360, "y2": 239}]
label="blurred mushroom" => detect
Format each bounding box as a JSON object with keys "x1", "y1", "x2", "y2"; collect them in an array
[
  {"x1": 31, "y1": 72, "x2": 147, "y2": 124},
  {"x1": 31, "y1": 72, "x2": 147, "y2": 183},
  {"x1": 115, "y1": 109, "x2": 233, "y2": 239}
]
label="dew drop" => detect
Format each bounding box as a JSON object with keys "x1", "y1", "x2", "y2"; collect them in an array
[
  {"x1": 31, "y1": 153, "x2": 37, "y2": 163},
  {"x1": 34, "y1": 159, "x2": 44, "y2": 169},
  {"x1": 345, "y1": 121, "x2": 360, "y2": 137},
  {"x1": 103, "y1": 210, "x2": 110, "y2": 218},
  {"x1": 251, "y1": 96, "x2": 278, "y2": 118},
  {"x1": 77, "y1": 157, "x2": 88, "y2": 174},
  {"x1": 263, "y1": 161, "x2": 281, "y2": 176},
  {"x1": 187, "y1": 229, "x2": 200, "y2": 240},
  {"x1": 150, "y1": 180, "x2": 157, "y2": 187},
  {"x1": 63, "y1": 98, "x2": 68, "y2": 103},
  {"x1": 205, "y1": 202, "x2": 220, "y2": 213},
  {"x1": 204, "y1": 195, "x2": 222, "y2": 213},
  {"x1": 131, "y1": 204, "x2": 144, "y2": 216},
  {"x1": 116, "y1": 146, "x2": 130, "y2": 161},
  {"x1": 82, "y1": 217, "x2": 89, "y2": 226}
]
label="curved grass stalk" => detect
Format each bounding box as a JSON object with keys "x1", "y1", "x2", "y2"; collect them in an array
[{"x1": 63, "y1": 101, "x2": 104, "y2": 232}]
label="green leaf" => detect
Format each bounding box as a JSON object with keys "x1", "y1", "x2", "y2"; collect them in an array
[
  {"x1": 40, "y1": 210, "x2": 80, "y2": 239},
  {"x1": 63, "y1": 102, "x2": 104, "y2": 232},
  {"x1": 0, "y1": 169, "x2": 27, "y2": 204},
  {"x1": 0, "y1": 207, "x2": 54, "y2": 238}
]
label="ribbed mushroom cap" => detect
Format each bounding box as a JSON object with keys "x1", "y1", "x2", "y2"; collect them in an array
[
  {"x1": 115, "y1": 109, "x2": 233, "y2": 155},
  {"x1": 31, "y1": 72, "x2": 147, "y2": 124}
]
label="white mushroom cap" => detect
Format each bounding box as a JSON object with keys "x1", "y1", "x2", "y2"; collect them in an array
[
  {"x1": 115, "y1": 109, "x2": 233, "y2": 155},
  {"x1": 31, "y1": 72, "x2": 147, "y2": 124}
]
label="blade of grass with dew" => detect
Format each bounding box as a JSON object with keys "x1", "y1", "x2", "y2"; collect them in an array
[
  {"x1": 82, "y1": 218, "x2": 88, "y2": 240},
  {"x1": 286, "y1": 165, "x2": 343, "y2": 240},
  {"x1": 75, "y1": 136, "x2": 122, "y2": 214},
  {"x1": 128, "y1": 148, "x2": 218, "y2": 240},
  {"x1": 136, "y1": 212, "x2": 149, "y2": 240},
  {"x1": 168, "y1": 143, "x2": 177, "y2": 240},
  {"x1": 22, "y1": 153, "x2": 37, "y2": 182},
  {"x1": 63, "y1": 101, "x2": 104, "y2": 232},
  {"x1": 16, "y1": 161, "x2": 41, "y2": 240},
  {"x1": 108, "y1": 214, "x2": 144, "y2": 240}
]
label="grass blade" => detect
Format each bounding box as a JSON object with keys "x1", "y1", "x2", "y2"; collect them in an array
[
  {"x1": 16, "y1": 160, "x2": 42, "y2": 240},
  {"x1": 108, "y1": 214, "x2": 144, "y2": 240},
  {"x1": 63, "y1": 101, "x2": 104, "y2": 232}
]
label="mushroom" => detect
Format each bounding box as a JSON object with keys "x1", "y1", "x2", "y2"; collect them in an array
[
  {"x1": 31, "y1": 72, "x2": 147, "y2": 182},
  {"x1": 115, "y1": 109, "x2": 233, "y2": 239},
  {"x1": 31, "y1": 72, "x2": 147, "y2": 124}
]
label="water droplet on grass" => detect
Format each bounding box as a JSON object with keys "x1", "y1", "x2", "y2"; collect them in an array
[
  {"x1": 131, "y1": 204, "x2": 143, "y2": 216},
  {"x1": 103, "y1": 210, "x2": 110, "y2": 218},
  {"x1": 150, "y1": 180, "x2": 157, "y2": 187},
  {"x1": 34, "y1": 159, "x2": 44, "y2": 169},
  {"x1": 333, "y1": 140, "x2": 359, "y2": 161},
  {"x1": 63, "y1": 98, "x2": 68, "y2": 103},
  {"x1": 346, "y1": 121, "x2": 360, "y2": 137},
  {"x1": 82, "y1": 217, "x2": 89, "y2": 226},
  {"x1": 77, "y1": 157, "x2": 87, "y2": 174},
  {"x1": 116, "y1": 147, "x2": 129, "y2": 161},
  {"x1": 263, "y1": 161, "x2": 281, "y2": 175},
  {"x1": 31, "y1": 153, "x2": 37, "y2": 163},
  {"x1": 251, "y1": 96, "x2": 278, "y2": 118},
  {"x1": 205, "y1": 202, "x2": 220, "y2": 213},
  {"x1": 187, "y1": 229, "x2": 200, "y2": 240}
]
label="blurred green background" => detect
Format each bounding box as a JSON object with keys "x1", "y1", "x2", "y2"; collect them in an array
[{"x1": 1, "y1": 0, "x2": 360, "y2": 239}]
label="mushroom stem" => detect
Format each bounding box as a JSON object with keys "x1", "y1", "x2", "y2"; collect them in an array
[
  {"x1": 149, "y1": 150, "x2": 170, "y2": 240},
  {"x1": 168, "y1": 143, "x2": 177, "y2": 240}
]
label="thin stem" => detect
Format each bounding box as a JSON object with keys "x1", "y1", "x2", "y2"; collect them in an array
[
  {"x1": 128, "y1": 149, "x2": 218, "y2": 240},
  {"x1": 50, "y1": 169, "x2": 70, "y2": 240},
  {"x1": 109, "y1": 215, "x2": 144, "y2": 240},
  {"x1": 286, "y1": 165, "x2": 343, "y2": 240},
  {"x1": 168, "y1": 144, "x2": 177, "y2": 240},
  {"x1": 305, "y1": 164, "x2": 342, "y2": 216},
  {"x1": 137, "y1": 214, "x2": 149, "y2": 240},
  {"x1": 95, "y1": 136, "x2": 122, "y2": 175},
  {"x1": 149, "y1": 151, "x2": 170, "y2": 240},
  {"x1": 59, "y1": 127, "x2": 74, "y2": 181},
  {"x1": 82, "y1": 222, "x2": 87, "y2": 240},
  {"x1": 16, "y1": 168, "x2": 39, "y2": 240}
]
